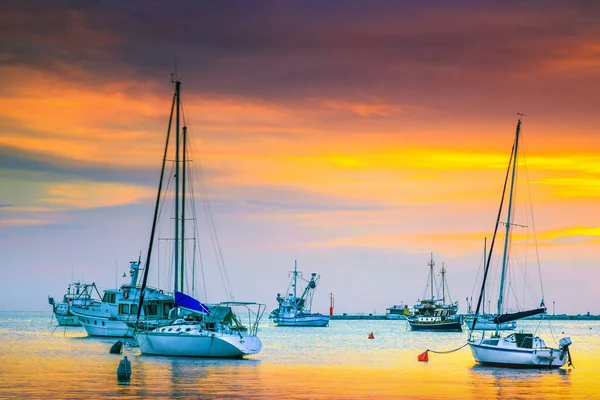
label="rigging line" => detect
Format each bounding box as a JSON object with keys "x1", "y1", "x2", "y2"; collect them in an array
[
  {"x1": 135, "y1": 83, "x2": 176, "y2": 325},
  {"x1": 427, "y1": 342, "x2": 469, "y2": 354},
  {"x1": 470, "y1": 136, "x2": 516, "y2": 336}
]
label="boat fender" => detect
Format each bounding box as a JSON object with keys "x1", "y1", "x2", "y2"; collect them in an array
[
  {"x1": 110, "y1": 340, "x2": 123, "y2": 354},
  {"x1": 123, "y1": 289, "x2": 129, "y2": 299}
]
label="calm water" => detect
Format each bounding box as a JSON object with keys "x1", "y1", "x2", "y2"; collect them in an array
[{"x1": 0, "y1": 312, "x2": 598, "y2": 399}]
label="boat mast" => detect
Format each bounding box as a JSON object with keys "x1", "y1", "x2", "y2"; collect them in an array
[
  {"x1": 181, "y1": 126, "x2": 187, "y2": 293},
  {"x1": 293, "y1": 260, "x2": 298, "y2": 302},
  {"x1": 429, "y1": 253, "x2": 434, "y2": 301},
  {"x1": 135, "y1": 79, "x2": 176, "y2": 324},
  {"x1": 174, "y1": 80, "x2": 181, "y2": 295},
  {"x1": 441, "y1": 262, "x2": 446, "y2": 304},
  {"x1": 497, "y1": 119, "x2": 521, "y2": 315},
  {"x1": 483, "y1": 237, "x2": 486, "y2": 314}
]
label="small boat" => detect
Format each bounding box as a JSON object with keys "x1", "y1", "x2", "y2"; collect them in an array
[
  {"x1": 385, "y1": 304, "x2": 410, "y2": 320},
  {"x1": 48, "y1": 281, "x2": 96, "y2": 326},
  {"x1": 407, "y1": 254, "x2": 462, "y2": 332},
  {"x1": 70, "y1": 258, "x2": 173, "y2": 337},
  {"x1": 269, "y1": 260, "x2": 330, "y2": 327},
  {"x1": 468, "y1": 117, "x2": 573, "y2": 368},
  {"x1": 133, "y1": 78, "x2": 265, "y2": 357}
]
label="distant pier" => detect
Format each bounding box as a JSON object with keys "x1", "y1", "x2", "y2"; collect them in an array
[{"x1": 328, "y1": 313, "x2": 600, "y2": 321}]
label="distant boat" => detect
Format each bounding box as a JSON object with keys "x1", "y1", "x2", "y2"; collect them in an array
[
  {"x1": 468, "y1": 117, "x2": 573, "y2": 368},
  {"x1": 133, "y1": 79, "x2": 265, "y2": 358},
  {"x1": 269, "y1": 260, "x2": 330, "y2": 327},
  {"x1": 48, "y1": 281, "x2": 96, "y2": 326},
  {"x1": 385, "y1": 304, "x2": 410, "y2": 320},
  {"x1": 69, "y1": 258, "x2": 173, "y2": 337},
  {"x1": 407, "y1": 254, "x2": 462, "y2": 332}
]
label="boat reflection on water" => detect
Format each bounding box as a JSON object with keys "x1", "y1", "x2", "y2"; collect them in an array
[{"x1": 468, "y1": 364, "x2": 572, "y2": 400}]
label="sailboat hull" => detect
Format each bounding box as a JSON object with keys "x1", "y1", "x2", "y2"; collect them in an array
[
  {"x1": 469, "y1": 339, "x2": 567, "y2": 368},
  {"x1": 136, "y1": 330, "x2": 262, "y2": 358}
]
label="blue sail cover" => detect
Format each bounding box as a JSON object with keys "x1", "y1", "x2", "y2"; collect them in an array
[{"x1": 175, "y1": 291, "x2": 210, "y2": 314}]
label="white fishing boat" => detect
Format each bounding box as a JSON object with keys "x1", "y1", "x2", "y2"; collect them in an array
[
  {"x1": 468, "y1": 116, "x2": 573, "y2": 368},
  {"x1": 133, "y1": 78, "x2": 265, "y2": 357},
  {"x1": 70, "y1": 258, "x2": 173, "y2": 337},
  {"x1": 269, "y1": 260, "x2": 330, "y2": 327},
  {"x1": 48, "y1": 281, "x2": 96, "y2": 326}
]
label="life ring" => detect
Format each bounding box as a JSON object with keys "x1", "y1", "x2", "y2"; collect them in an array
[
  {"x1": 66, "y1": 297, "x2": 72, "y2": 303},
  {"x1": 123, "y1": 289, "x2": 129, "y2": 299}
]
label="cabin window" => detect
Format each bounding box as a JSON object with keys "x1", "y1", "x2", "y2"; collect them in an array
[
  {"x1": 130, "y1": 304, "x2": 138, "y2": 315},
  {"x1": 163, "y1": 302, "x2": 173, "y2": 317},
  {"x1": 483, "y1": 339, "x2": 499, "y2": 346},
  {"x1": 119, "y1": 304, "x2": 130, "y2": 314}
]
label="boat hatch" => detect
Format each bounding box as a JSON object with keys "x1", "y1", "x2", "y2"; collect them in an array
[{"x1": 482, "y1": 339, "x2": 499, "y2": 346}]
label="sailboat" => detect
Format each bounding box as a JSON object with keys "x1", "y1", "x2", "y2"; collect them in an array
[
  {"x1": 468, "y1": 117, "x2": 572, "y2": 368},
  {"x1": 464, "y1": 238, "x2": 516, "y2": 331},
  {"x1": 407, "y1": 254, "x2": 463, "y2": 332},
  {"x1": 269, "y1": 260, "x2": 330, "y2": 327},
  {"x1": 133, "y1": 78, "x2": 264, "y2": 358}
]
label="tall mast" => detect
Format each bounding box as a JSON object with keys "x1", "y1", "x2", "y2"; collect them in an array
[
  {"x1": 180, "y1": 125, "x2": 187, "y2": 293},
  {"x1": 441, "y1": 262, "x2": 446, "y2": 304},
  {"x1": 293, "y1": 260, "x2": 298, "y2": 300},
  {"x1": 429, "y1": 253, "x2": 434, "y2": 301},
  {"x1": 497, "y1": 119, "x2": 521, "y2": 315},
  {"x1": 174, "y1": 80, "x2": 181, "y2": 295}
]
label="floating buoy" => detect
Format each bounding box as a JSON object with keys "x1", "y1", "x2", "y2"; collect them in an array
[
  {"x1": 117, "y1": 356, "x2": 132, "y2": 384},
  {"x1": 418, "y1": 350, "x2": 429, "y2": 362},
  {"x1": 368, "y1": 332, "x2": 375, "y2": 339},
  {"x1": 110, "y1": 340, "x2": 123, "y2": 354}
]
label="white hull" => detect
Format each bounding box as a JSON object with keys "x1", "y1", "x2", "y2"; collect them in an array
[
  {"x1": 273, "y1": 314, "x2": 330, "y2": 327},
  {"x1": 469, "y1": 335, "x2": 568, "y2": 368},
  {"x1": 71, "y1": 310, "x2": 133, "y2": 337},
  {"x1": 55, "y1": 313, "x2": 80, "y2": 326},
  {"x1": 136, "y1": 329, "x2": 262, "y2": 358}
]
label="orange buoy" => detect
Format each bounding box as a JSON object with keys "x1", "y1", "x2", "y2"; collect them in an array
[
  {"x1": 368, "y1": 332, "x2": 375, "y2": 339},
  {"x1": 417, "y1": 350, "x2": 429, "y2": 362}
]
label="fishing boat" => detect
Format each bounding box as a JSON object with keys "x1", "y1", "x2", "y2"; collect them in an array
[
  {"x1": 269, "y1": 261, "x2": 330, "y2": 327},
  {"x1": 464, "y1": 238, "x2": 516, "y2": 331},
  {"x1": 48, "y1": 281, "x2": 97, "y2": 326},
  {"x1": 70, "y1": 258, "x2": 173, "y2": 337},
  {"x1": 407, "y1": 254, "x2": 462, "y2": 332},
  {"x1": 133, "y1": 78, "x2": 265, "y2": 357},
  {"x1": 468, "y1": 116, "x2": 573, "y2": 368},
  {"x1": 385, "y1": 304, "x2": 410, "y2": 320}
]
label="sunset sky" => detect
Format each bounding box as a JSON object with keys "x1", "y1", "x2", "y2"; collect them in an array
[{"x1": 1, "y1": 1, "x2": 599, "y2": 314}]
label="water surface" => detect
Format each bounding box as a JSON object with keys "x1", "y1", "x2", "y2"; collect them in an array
[{"x1": 0, "y1": 312, "x2": 597, "y2": 399}]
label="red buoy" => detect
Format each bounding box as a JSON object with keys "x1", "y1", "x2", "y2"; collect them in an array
[
  {"x1": 418, "y1": 350, "x2": 429, "y2": 362},
  {"x1": 368, "y1": 332, "x2": 375, "y2": 339}
]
